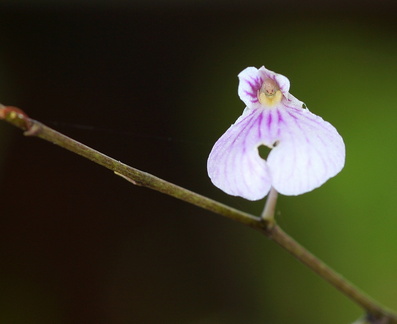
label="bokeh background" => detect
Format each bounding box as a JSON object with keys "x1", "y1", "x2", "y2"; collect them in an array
[{"x1": 0, "y1": 1, "x2": 396, "y2": 323}]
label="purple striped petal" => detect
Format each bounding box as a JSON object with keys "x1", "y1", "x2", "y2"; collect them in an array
[
  {"x1": 208, "y1": 108, "x2": 280, "y2": 200},
  {"x1": 267, "y1": 105, "x2": 345, "y2": 195},
  {"x1": 207, "y1": 104, "x2": 345, "y2": 200},
  {"x1": 237, "y1": 67, "x2": 264, "y2": 109}
]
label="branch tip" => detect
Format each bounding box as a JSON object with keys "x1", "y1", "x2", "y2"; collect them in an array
[{"x1": 0, "y1": 105, "x2": 32, "y2": 131}]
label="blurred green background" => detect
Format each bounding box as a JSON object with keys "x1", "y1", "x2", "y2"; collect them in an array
[{"x1": 0, "y1": 1, "x2": 396, "y2": 323}]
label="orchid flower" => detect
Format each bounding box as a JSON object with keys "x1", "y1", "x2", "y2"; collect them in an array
[{"x1": 207, "y1": 66, "x2": 345, "y2": 201}]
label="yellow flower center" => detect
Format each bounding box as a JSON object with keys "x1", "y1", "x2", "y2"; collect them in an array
[{"x1": 258, "y1": 78, "x2": 283, "y2": 106}]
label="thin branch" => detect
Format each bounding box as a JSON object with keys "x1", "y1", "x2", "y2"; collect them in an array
[
  {"x1": 1, "y1": 104, "x2": 396, "y2": 323},
  {"x1": 267, "y1": 226, "x2": 397, "y2": 322}
]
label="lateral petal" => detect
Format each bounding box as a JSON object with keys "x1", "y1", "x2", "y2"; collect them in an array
[{"x1": 237, "y1": 67, "x2": 263, "y2": 110}]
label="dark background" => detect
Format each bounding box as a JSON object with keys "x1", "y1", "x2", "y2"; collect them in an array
[{"x1": 0, "y1": 1, "x2": 396, "y2": 323}]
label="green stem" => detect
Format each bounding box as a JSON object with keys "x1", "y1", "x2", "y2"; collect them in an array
[{"x1": 1, "y1": 105, "x2": 396, "y2": 323}]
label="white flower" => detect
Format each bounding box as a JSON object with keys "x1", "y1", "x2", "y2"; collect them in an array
[{"x1": 207, "y1": 66, "x2": 345, "y2": 201}]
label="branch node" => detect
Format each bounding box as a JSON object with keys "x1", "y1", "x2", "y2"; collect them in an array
[
  {"x1": 114, "y1": 171, "x2": 143, "y2": 186},
  {"x1": 24, "y1": 122, "x2": 41, "y2": 136}
]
